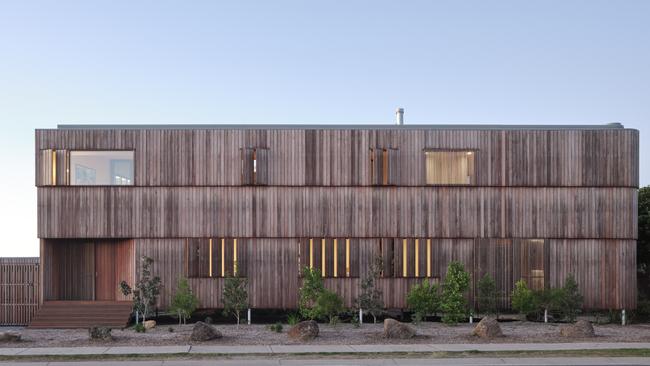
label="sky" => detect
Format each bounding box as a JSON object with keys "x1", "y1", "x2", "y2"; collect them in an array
[{"x1": 0, "y1": 1, "x2": 648, "y2": 257}]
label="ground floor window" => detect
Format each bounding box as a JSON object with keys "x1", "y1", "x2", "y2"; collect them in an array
[
  {"x1": 186, "y1": 238, "x2": 246, "y2": 278},
  {"x1": 298, "y1": 238, "x2": 359, "y2": 278}
]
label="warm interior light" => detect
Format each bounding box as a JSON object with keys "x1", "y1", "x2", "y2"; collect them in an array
[
  {"x1": 309, "y1": 238, "x2": 314, "y2": 269},
  {"x1": 426, "y1": 239, "x2": 431, "y2": 278},
  {"x1": 209, "y1": 239, "x2": 213, "y2": 277},
  {"x1": 333, "y1": 239, "x2": 338, "y2": 277},
  {"x1": 467, "y1": 151, "x2": 473, "y2": 155},
  {"x1": 51, "y1": 149, "x2": 57, "y2": 185},
  {"x1": 321, "y1": 239, "x2": 326, "y2": 276},
  {"x1": 221, "y1": 239, "x2": 225, "y2": 277},
  {"x1": 402, "y1": 239, "x2": 407, "y2": 277},
  {"x1": 345, "y1": 239, "x2": 350, "y2": 277},
  {"x1": 414, "y1": 239, "x2": 419, "y2": 277}
]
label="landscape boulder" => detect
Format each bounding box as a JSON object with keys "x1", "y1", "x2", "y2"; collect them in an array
[
  {"x1": 190, "y1": 321, "x2": 222, "y2": 341},
  {"x1": 559, "y1": 320, "x2": 595, "y2": 338},
  {"x1": 287, "y1": 320, "x2": 319, "y2": 341},
  {"x1": 0, "y1": 330, "x2": 21, "y2": 342},
  {"x1": 144, "y1": 320, "x2": 156, "y2": 330},
  {"x1": 383, "y1": 318, "x2": 415, "y2": 339},
  {"x1": 471, "y1": 316, "x2": 503, "y2": 338},
  {"x1": 88, "y1": 327, "x2": 112, "y2": 341}
]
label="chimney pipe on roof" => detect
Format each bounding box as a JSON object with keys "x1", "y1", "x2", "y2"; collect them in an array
[{"x1": 395, "y1": 108, "x2": 404, "y2": 125}]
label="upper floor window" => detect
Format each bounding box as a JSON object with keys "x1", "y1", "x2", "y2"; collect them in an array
[
  {"x1": 424, "y1": 150, "x2": 476, "y2": 185},
  {"x1": 370, "y1": 148, "x2": 400, "y2": 185},
  {"x1": 70, "y1": 151, "x2": 134, "y2": 186},
  {"x1": 241, "y1": 147, "x2": 268, "y2": 185}
]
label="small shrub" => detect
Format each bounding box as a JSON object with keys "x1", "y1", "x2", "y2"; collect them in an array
[
  {"x1": 222, "y1": 276, "x2": 249, "y2": 326},
  {"x1": 511, "y1": 279, "x2": 536, "y2": 319},
  {"x1": 299, "y1": 267, "x2": 325, "y2": 320},
  {"x1": 204, "y1": 316, "x2": 213, "y2": 324},
  {"x1": 406, "y1": 280, "x2": 440, "y2": 323},
  {"x1": 440, "y1": 261, "x2": 470, "y2": 324},
  {"x1": 313, "y1": 289, "x2": 344, "y2": 324},
  {"x1": 134, "y1": 323, "x2": 146, "y2": 333},
  {"x1": 286, "y1": 312, "x2": 300, "y2": 326},
  {"x1": 356, "y1": 255, "x2": 384, "y2": 323},
  {"x1": 352, "y1": 312, "x2": 360, "y2": 328},
  {"x1": 170, "y1": 277, "x2": 199, "y2": 325},
  {"x1": 559, "y1": 275, "x2": 583, "y2": 322},
  {"x1": 267, "y1": 322, "x2": 283, "y2": 333},
  {"x1": 120, "y1": 256, "x2": 162, "y2": 324},
  {"x1": 477, "y1": 274, "x2": 498, "y2": 317},
  {"x1": 534, "y1": 287, "x2": 564, "y2": 321},
  {"x1": 168, "y1": 327, "x2": 174, "y2": 333}
]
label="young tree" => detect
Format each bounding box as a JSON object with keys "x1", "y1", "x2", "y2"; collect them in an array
[
  {"x1": 222, "y1": 276, "x2": 248, "y2": 326},
  {"x1": 440, "y1": 261, "x2": 470, "y2": 324},
  {"x1": 477, "y1": 273, "x2": 498, "y2": 317},
  {"x1": 119, "y1": 256, "x2": 162, "y2": 323},
  {"x1": 534, "y1": 287, "x2": 563, "y2": 322},
  {"x1": 356, "y1": 255, "x2": 384, "y2": 323},
  {"x1": 560, "y1": 275, "x2": 583, "y2": 322},
  {"x1": 406, "y1": 280, "x2": 440, "y2": 323},
  {"x1": 314, "y1": 289, "x2": 344, "y2": 324},
  {"x1": 299, "y1": 266, "x2": 325, "y2": 320},
  {"x1": 511, "y1": 279, "x2": 536, "y2": 320},
  {"x1": 170, "y1": 277, "x2": 199, "y2": 325}
]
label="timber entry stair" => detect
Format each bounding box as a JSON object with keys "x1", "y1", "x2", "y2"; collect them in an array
[{"x1": 29, "y1": 301, "x2": 132, "y2": 329}]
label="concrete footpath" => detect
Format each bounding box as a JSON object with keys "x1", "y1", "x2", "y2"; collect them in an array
[{"x1": 1, "y1": 342, "x2": 650, "y2": 357}]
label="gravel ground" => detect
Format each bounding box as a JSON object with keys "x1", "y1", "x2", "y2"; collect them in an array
[{"x1": 4, "y1": 321, "x2": 650, "y2": 348}]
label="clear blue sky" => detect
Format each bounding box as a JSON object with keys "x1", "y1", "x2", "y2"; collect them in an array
[{"x1": 0, "y1": 1, "x2": 648, "y2": 257}]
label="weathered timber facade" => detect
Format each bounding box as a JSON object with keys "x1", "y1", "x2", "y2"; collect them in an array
[{"x1": 35, "y1": 124, "x2": 639, "y2": 312}]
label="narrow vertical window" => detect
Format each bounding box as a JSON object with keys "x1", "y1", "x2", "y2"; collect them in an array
[
  {"x1": 209, "y1": 238, "x2": 213, "y2": 277},
  {"x1": 333, "y1": 239, "x2": 338, "y2": 277},
  {"x1": 402, "y1": 239, "x2": 408, "y2": 277},
  {"x1": 233, "y1": 238, "x2": 238, "y2": 276},
  {"x1": 414, "y1": 239, "x2": 419, "y2": 277},
  {"x1": 309, "y1": 238, "x2": 314, "y2": 268},
  {"x1": 221, "y1": 238, "x2": 225, "y2": 277},
  {"x1": 345, "y1": 239, "x2": 350, "y2": 277},
  {"x1": 426, "y1": 239, "x2": 431, "y2": 278},
  {"x1": 52, "y1": 149, "x2": 57, "y2": 184},
  {"x1": 321, "y1": 238, "x2": 326, "y2": 277}
]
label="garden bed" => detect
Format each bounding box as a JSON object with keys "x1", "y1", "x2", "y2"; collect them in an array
[{"x1": 4, "y1": 321, "x2": 650, "y2": 348}]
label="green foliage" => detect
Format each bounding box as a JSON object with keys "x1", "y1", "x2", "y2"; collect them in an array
[
  {"x1": 267, "y1": 322, "x2": 283, "y2": 333},
  {"x1": 313, "y1": 289, "x2": 344, "y2": 324},
  {"x1": 477, "y1": 274, "x2": 498, "y2": 316},
  {"x1": 221, "y1": 276, "x2": 248, "y2": 325},
  {"x1": 406, "y1": 280, "x2": 440, "y2": 323},
  {"x1": 169, "y1": 277, "x2": 199, "y2": 325},
  {"x1": 559, "y1": 275, "x2": 583, "y2": 322},
  {"x1": 440, "y1": 261, "x2": 470, "y2": 324},
  {"x1": 638, "y1": 186, "x2": 650, "y2": 298},
  {"x1": 119, "y1": 256, "x2": 162, "y2": 323},
  {"x1": 286, "y1": 312, "x2": 300, "y2": 326},
  {"x1": 534, "y1": 287, "x2": 564, "y2": 320},
  {"x1": 134, "y1": 323, "x2": 145, "y2": 333},
  {"x1": 299, "y1": 267, "x2": 325, "y2": 320},
  {"x1": 168, "y1": 327, "x2": 174, "y2": 333},
  {"x1": 511, "y1": 279, "x2": 536, "y2": 318},
  {"x1": 356, "y1": 255, "x2": 384, "y2": 323}
]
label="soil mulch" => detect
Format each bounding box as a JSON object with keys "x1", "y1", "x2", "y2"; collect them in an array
[{"x1": 3, "y1": 321, "x2": 650, "y2": 348}]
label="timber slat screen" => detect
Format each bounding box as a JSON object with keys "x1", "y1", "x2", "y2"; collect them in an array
[
  {"x1": 35, "y1": 126, "x2": 639, "y2": 311},
  {"x1": 0, "y1": 258, "x2": 40, "y2": 325}
]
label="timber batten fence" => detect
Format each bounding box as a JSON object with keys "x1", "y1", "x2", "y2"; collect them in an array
[{"x1": 0, "y1": 257, "x2": 40, "y2": 325}]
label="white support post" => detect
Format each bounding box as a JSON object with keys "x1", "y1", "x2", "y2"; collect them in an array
[
  {"x1": 247, "y1": 308, "x2": 251, "y2": 325},
  {"x1": 135, "y1": 311, "x2": 139, "y2": 324},
  {"x1": 469, "y1": 315, "x2": 473, "y2": 324},
  {"x1": 359, "y1": 308, "x2": 363, "y2": 325},
  {"x1": 544, "y1": 309, "x2": 548, "y2": 323},
  {"x1": 622, "y1": 309, "x2": 626, "y2": 326}
]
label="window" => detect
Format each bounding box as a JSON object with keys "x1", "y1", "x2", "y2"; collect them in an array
[
  {"x1": 186, "y1": 238, "x2": 246, "y2": 278},
  {"x1": 424, "y1": 150, "x2": 475, "y2": 185},
  {"x1": 39, "y1": 149, "x2": 69, "y2": 186},
  {"x1": 241, "y1": 147, "x2": 269, "y2": 185},
  {"x1": 519, "y1": 239, "x2": 545, "y2": 290},
  {"x1": 370, "y1": 148, "x2": 400, "y2": 185},
  {"x1": 298, "y1": 238, "x2": 358, "y2": 278},
  {"x1": 69, "y1": 151, "x2": 134, "y2": 185},
  {"x1": 380, "y1": 238, "x2": 435, "y2": 278}
]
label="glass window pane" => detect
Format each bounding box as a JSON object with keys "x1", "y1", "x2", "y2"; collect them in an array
[
  {"x1": 425, "y1": 150, "x2": 475, "y2": 185},
  {"x1": 69, "y1": 151, "x2": 134, "y2": 185}
]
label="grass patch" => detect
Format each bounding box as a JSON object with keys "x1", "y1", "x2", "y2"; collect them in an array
[{"x1": 1, "y1": 348, "x2": 650, "y2": 362}]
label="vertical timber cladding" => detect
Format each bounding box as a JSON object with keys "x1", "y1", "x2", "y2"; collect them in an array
[
  {"x1": 35, "y1": 126, "x2": 639, "y2": 310},
  {"x1": 0, "y1": 258, "x2": 40, "y2": 325}
]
